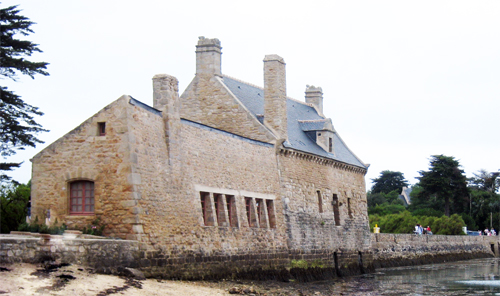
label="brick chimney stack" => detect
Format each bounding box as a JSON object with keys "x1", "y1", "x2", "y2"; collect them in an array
[
  {"x1": 305, "y1": 85, "x2": 323, "y2": 116},
  {"x1": 196, "y1": 36, "x2": 222, "y2": 76},
  {"x1": 264, "y1": 54, "x2": 287, "y2": 140}
]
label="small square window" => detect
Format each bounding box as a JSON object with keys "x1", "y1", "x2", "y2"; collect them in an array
[{"x1": 98, "y1": 122, "x2": 106, "y2": 136}]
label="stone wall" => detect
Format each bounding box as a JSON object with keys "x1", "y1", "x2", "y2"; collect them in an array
[
  {"x1": 277, "y1": 150, "x2": 370, "y2": 252},
  {"x1": 2, "y1": 233, "x2": 498, "y2": 281},
  {"x1": 0, "y1": 234, "x2": 141, "y2": 271},
  {"x1": 28, "y1": 96, "x2": 374, "y2": 280},
  {"x1": 136, "y1": 117, "x2": 287, "y2": 254},
  {"x1": 180, "y1": 75, "x2": 275, "y2": 143},
  {"x1": 30, "y1": 96, "x2": 136, "y2": 239},
  {"x1": 371, "y1": 233, "x2": 497, "y2": 268}
]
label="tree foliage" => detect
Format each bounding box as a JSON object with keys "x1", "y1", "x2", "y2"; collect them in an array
[
  {"x1": 369, "y1": 211, "x2": 465, "y2": 235},
  {"x1": 0, "y1": 4, "x2": 48, "y2": 180},
  {"x1": 367, "y1": 190, "x2": 404, "y2": 208},
  {"x1": 0, "y1": 181, "x2": 30, "y2": 233},
  {"x1": 469, "y1": 169, "x2": 500, "y2": 193},
  {"x1": 416, "y1": 155, "x2": 468, "y2": 217},
  {"x1": 368, "y1": 203, "x2": 406, "y2": 216},
  {"x1": 371, "y1": 170, "x2": 409, "y2": 194}
]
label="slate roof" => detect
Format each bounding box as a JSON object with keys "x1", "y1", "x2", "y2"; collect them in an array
[
  {"x1": 298, "y1": 120, "x2": 331, "y2": 132},
  {"x1": 222, "y1": 76, "x2": 367, "y2": 169}
]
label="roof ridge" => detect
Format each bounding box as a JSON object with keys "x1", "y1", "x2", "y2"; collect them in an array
[{"x1": 222, "y1": 74, "x2": 314, "y2": 108}]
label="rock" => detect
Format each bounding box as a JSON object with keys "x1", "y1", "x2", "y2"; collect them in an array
[
  {"x1": 116, "y1": 267, "x2": 146, "y2": 280},
  {"x1": 228, "y1": 286, "x2": 241, "y2": 294}
]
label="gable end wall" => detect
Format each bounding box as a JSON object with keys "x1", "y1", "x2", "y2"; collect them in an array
[
  {"x1": 30, "y1": 96, "x2": 138, "y2": 238},
  {"x1": 180, "y1": 75, "x2": 275, "y2": 143}
]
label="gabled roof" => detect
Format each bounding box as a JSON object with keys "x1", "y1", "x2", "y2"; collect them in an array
[{"x1": 222, "y1": 76, "x2": 367, "y2": 169}]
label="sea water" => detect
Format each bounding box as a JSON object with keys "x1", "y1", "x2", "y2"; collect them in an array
[{"x1": 361, "y1": 257, "x2": 500, "y2": 295}]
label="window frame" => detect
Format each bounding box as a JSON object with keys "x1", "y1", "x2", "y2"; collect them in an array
[
  {"x1": 98, "y1": 122, "x2": 106, "y2": 136},
  {"x1": 226, "y1": 195, "x2": 237, "y2": 227},
  {"x1": 200, "y1": 191, "x2": 213, "y2": 226},
  {"x1": 69, "y1": 180, "x2": 95, "y2": 215},
  {"x1": 245, "y1": 197, "x2": 253, "y2": 227},
  {"x1": 266, "y1": 199, "x2": 276, "y2": 228}
]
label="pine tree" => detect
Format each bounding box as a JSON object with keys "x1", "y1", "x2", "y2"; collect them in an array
[
  {"x1": 371, "y1": 170, "x2": 409, "y2": 194},
  {"x1": 416, "y1": 155, "x2": 469, "y2": 217},
  {"x1": 0, "y1": 4, "x2": 49, "y2": 180}
]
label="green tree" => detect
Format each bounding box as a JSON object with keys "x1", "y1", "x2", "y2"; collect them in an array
[
  {"x1": 469, "y1": 169, "x2": 500, "y2": 193},
  {"x1": 416, "y1": 155, "x2": 469, "y2": 217},
  {"x1": 0, "y1": 181, "x2": 30, "y2": 233},
  {"x1": 371, "y1": 170, "x2": 409, "y2": 194},
  {"x1": 367, "y1": 191, "x2": 387, "y2": 208},
  {"x1": 0, "y1": 4, "x2": 48, "y2": 180},
  {"x1": 368, "y1": 203, "x2": 406, "y2": 216},
  {"x1": 407, "y1": 184, "x2": 445, "y2": 217},
  {"x1": 468, "y1": 187, "x2": 499, "y2": 231}
]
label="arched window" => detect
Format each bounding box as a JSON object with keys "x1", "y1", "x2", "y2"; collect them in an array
[{"x1": 70, "y1": 181, "x2": 95, "y2": 214}]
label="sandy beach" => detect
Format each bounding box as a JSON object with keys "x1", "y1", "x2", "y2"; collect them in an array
[
  {"x1": 0, "y1": 262, "x2": 378, "y2": 295},
  {"x1": 0, "y1": 263, "x2": 227, "y2": 296}
]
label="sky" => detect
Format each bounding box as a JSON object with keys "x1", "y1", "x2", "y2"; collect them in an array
[{"x1": 2, "y1": 1, "x2": 500, "y2": 190}]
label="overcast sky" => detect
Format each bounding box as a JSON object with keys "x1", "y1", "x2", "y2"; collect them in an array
[{"x1": 3, "y1": 1, "x2": 500, "y2": 189}]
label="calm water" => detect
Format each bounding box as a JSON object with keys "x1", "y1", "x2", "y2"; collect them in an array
[{"x1": 335, "y1": 258, "x2": 500, "y2": 295}]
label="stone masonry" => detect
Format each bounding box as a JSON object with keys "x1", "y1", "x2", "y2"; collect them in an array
[{"x1": 30, "y1": 37, "x2": 372, "y2": 279}]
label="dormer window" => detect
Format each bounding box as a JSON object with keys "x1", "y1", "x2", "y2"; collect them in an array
[
  {"x1": 298, "y1": 119, "x2": 335, "y2": 154},
  {"x1": 315, "y1": 130, "x2": 334, "y2": 154},
  {"x1": 98, "y1": 122, "x2": 106, "y2": 136}
]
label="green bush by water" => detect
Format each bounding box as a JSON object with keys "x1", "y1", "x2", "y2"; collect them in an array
[{"x1": 369, "y1": 211, "x2": 466, "y2": 235}]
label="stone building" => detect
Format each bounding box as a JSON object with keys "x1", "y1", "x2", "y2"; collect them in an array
[{"x1": 30, "y1": 37, "x2": 371, "y2": 279}]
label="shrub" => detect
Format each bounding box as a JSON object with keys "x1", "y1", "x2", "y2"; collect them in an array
[
  {"x1": 17, "y1": 217, "x2": 67, "y2": 235},
  {"x1": 81, "y1": 218, "x2": 105, "y2": 236},
  {"x1": 369, "y1": 211, "x2": 465, "y2": 235}
]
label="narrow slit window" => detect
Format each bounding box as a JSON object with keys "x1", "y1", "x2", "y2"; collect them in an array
[
  {"x1": 348, "y1": 197, "x2": 352, "y2": 218},
  {"x1": 317, "y1": 190, "x2": 323, "y2": 213},
  {"x1": 200, "y1": 192, "x2": 212, "y2": 226},
  {"x1": 328, "y1": 137, "x2": 333, "y2": 152},
  {"x1": 256, "y1": 198, "x2": 263, "y2": 226},
  {"x1": 226, "y1": 195, "x2": 237, "y2": 227},
  {"x1": 332, "y1": 194, "x2": 340, "y2": 225},
  {"x1": 214, "y1": 193, "x2": 224, "y2": 226},
  {"x1": 266, "y1": 200, "x2": 276, "y2": 228},
  {"x1": 98, "y1": 122, "x2": 106, "y2": 136},
  {"x1": 245, "y1": 197, "x2": 253, "y2": 227}
]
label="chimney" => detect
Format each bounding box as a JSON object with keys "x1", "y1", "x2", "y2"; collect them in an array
[
  {"x1": 152, "y1": 74, "x2": 180, "y2": 163},
  {"x1": 153, "y1": 74, "x2": 179, "y2": 110},
  {"x1": 196, "y1": 36, "x2": 222, "y2": 76},
  {"x1": 263, "y1": 54, "x2": 287, "y2": 140},
  {"x1": 305, "y1": 85, "x2": 323, "y2": 115}
]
